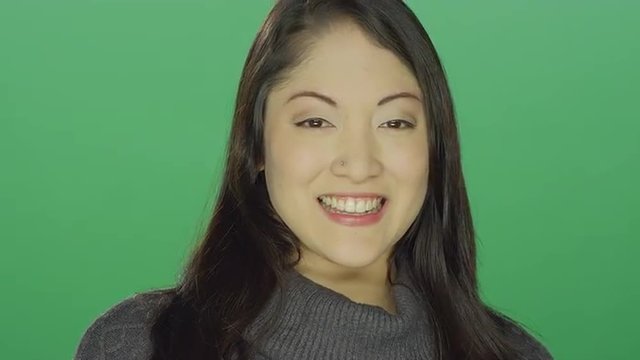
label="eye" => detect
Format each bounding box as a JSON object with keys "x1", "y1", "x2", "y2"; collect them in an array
[
  {"x1": 381, "y1": 119, "x2": 415, "y2": 129},
  {"x1": 295, "y1": 117, "x2": 334, "y2": 128}
]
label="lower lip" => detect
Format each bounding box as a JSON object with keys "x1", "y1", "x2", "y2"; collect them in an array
[{"x1": 317, "y1": 199, "x2": 388, "y2": 226}]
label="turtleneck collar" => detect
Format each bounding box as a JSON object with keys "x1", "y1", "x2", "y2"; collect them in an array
[{"x1": 244, "y1": 257, "x2": 435, "y2": 359}]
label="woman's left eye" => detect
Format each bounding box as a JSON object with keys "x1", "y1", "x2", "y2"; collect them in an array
[{"x1": 381, "y1": 119, "x2": 415, "y2": 129}]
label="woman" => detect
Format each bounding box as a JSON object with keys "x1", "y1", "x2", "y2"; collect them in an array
[{"x1": 75, "y1": 0, "x2": 553, "y2": 359}]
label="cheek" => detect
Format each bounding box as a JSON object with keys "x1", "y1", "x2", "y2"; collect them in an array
[
  {"x1": 266, "y1": 129, "x2": 323, "y2": 182},
  {"x1": 385, "y1": 140, "x2": 429, "y2": 182}
]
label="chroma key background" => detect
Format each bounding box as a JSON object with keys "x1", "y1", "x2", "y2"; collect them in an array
[{"x1": 1, "y1": 1, "x2": 638, "y2": 359}]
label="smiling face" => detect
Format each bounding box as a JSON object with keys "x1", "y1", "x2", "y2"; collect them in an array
[{"x1": 261, "y1": 20, "x2": 429, "y2": 276}]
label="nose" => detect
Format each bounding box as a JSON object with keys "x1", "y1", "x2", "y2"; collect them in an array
[{"x1": 331, "y1": 125, "x2": 383, "y2": 183}]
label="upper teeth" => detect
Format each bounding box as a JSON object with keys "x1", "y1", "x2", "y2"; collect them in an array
[{"x1": 318, "y1": 195, "x2": 384, "y2": 213}]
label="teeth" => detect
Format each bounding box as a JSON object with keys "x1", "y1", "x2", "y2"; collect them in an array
[
  {"x1": 318, "y1": 195, "x2": 384, "y2": 214},
  {"x1": 346, "y1": 198, "x2": 356, "y2": 212}
]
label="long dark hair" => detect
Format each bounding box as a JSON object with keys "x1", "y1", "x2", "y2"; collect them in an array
[{"x1": 149, "y1": 1, "x2": 527, "y2": 359}]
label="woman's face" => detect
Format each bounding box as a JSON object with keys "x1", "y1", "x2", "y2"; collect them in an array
[{"x1": 261, "y1": 21, "x2": 429, "y2": 274}]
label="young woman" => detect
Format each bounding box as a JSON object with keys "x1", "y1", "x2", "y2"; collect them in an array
[{"x1": 75, "y1": 1, "x2": 553, "y2": 359}]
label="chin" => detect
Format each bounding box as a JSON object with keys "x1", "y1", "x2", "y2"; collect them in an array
[{"x1": 322, "y1": 246, "x2": 388, "y2": 270}]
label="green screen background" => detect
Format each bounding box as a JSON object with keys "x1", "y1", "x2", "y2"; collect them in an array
[{"x1": 1, "y1": 1, "x2": 638, "y2": 359}]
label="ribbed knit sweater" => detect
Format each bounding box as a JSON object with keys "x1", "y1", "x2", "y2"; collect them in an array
[{"x1": 74, "y1": 264, "x2": 553, "y2": 359}]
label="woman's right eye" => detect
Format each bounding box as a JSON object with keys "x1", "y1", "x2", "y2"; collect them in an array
[{"x1": 295, "y1": 117, "x2": 332, "y2": 128}]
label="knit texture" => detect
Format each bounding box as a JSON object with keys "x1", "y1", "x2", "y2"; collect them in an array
[
  {"x1": 74, "y1": 264, "x2": 553, "y2": 360},
  {"x1": 242, "y1": 264, "x2": 435, "y2": 359}
]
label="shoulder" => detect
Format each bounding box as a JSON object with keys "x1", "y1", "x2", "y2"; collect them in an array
[
  {"x1": 495, "y1": 313, "x2": 554, "y2": 360},
  {"x1": 74, "y1": 289, "x2": 176, "y2": 360}
]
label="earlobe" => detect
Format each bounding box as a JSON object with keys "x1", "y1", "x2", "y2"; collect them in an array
[{"x1": 254, "y1": 166, "x2": 265, "y2": 185}]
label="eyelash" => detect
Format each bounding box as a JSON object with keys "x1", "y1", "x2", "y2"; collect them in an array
[{"x1": 295, "y1": 118, "x2": 415, "y2": 129}]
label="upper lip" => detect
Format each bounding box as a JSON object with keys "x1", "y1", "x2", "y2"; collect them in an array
[{"x1": 318, "y1": 192, "x2": 386, "y2": 199}]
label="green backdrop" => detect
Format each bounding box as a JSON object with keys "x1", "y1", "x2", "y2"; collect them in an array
[{"x1": 1, "y1": 1, "x2": 638, "y2": 359}]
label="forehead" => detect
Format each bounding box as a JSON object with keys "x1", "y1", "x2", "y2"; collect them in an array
[{"x1": 269, "y1": 22, "x2": 421, "y2": 105}]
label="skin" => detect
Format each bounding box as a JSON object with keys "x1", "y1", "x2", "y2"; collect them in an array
[{"x1": 259, "y1": 20, "x2": 429, "y2": 314}]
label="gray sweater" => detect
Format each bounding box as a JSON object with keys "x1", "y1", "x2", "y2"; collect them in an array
[{"x1": 74, "y1": 266, "x2": 553, "y2": 359}]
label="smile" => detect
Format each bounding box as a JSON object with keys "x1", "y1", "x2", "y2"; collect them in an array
[
  {"x1": 317, "y1": 195, "x2": 385, "y2": 215},
  {"x1": 316, "y1": 196, "x2": 388, "y2": 226}
]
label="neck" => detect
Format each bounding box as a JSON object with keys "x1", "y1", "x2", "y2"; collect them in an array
[{"x1": 293, "y1": 253, "x2": 398, "y2": 314}]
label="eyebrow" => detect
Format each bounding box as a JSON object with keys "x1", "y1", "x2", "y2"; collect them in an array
[{"x1": 285, "y1": 90, "x2": 422, "y2": 107}]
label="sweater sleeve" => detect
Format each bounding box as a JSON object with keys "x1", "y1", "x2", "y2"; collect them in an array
[{"x1": 73, "y1": 291, "x2": 172, "y2": 360}]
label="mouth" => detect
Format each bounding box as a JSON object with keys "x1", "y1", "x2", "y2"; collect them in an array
[{"x1": 316, "y1": 195, "x2": 387, "y2": 216}]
